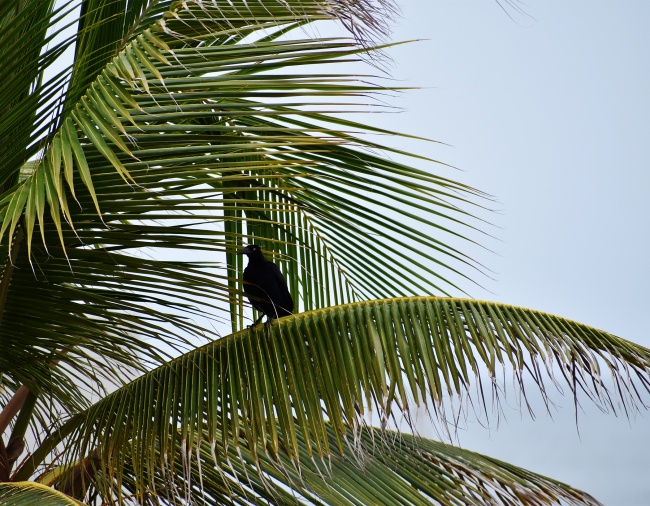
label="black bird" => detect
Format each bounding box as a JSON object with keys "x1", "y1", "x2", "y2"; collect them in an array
[{"x1": 237, "y1": 244, "x2": 294, "y2": 326}]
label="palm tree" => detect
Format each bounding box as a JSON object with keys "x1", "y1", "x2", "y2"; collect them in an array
[{"x1": 1, "y1": 0, "x2": 648, "y2": 504}]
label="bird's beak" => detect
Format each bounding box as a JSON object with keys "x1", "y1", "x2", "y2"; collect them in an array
[{"x1": 236, "y1": 247, "x2": 248, "y2": 255}]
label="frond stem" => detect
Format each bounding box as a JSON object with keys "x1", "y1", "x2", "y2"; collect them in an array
[
  {"x1": 0, "y1": 387, "x2": 29, "y2": 439},
  {"x1": 6, "y1": 390, "x2": 38, "y2": 476}
]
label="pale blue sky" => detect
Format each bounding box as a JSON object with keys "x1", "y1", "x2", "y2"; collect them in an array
[{"x1": 375, "y1": 1, "x2": 650, "y2": 504}]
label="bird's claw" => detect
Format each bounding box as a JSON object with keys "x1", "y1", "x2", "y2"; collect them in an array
[{"x1": 247, "y1": 318, "x2": 274, "y2": 330}]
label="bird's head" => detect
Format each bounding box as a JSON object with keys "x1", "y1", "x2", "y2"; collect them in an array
[{"x1": 237, "y1": 244, "x2": 264, "y2": 258}]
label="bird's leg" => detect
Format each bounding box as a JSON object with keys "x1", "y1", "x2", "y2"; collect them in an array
[{"x1": 248, "y1": 313, "x2": 265, "y2": 328}]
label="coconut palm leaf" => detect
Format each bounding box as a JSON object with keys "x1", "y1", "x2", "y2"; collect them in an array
[
  {"x1": 50, "y1": 424, "x2": 601, "y2": 505},
  {"x1": 0, "y1": 0, "x2": 60, "y2": 186},
  {"x1": 0, "y1": 481, "x2": 86, "y2": 506},
  {"x1": 15, "y1": 297, "x2": 648, "y2": 502}
]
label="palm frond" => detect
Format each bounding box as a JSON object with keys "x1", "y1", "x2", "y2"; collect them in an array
[
  {"x1": 0, "y1": 0, "x2": 59, "y2": 187},
  {"x1": 0, "y1": 481, "x2": 86, "y2": 505},
  {"x1": 65, "y1": 0, "x2": 168, "y2": 109},
  {"x1": 69, "y1": 425, "x2": 600, "y2": 505},
  {"x1": 18, "y1": 297, "x2": 648, "y2": 496},
  {"x1": 0, "y1": 0, "x2": 396, "y2": 186}
]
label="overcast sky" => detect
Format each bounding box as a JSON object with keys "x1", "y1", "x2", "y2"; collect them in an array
[{"x1": 371, "y1": 1, "x2": 650, "y2": 504}]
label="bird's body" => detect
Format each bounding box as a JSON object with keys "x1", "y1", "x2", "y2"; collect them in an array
[{"x1": 237, "y1": 244, "x2": 293, "y2": 326}]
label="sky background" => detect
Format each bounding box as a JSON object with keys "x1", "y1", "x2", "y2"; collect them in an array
[{"x1": 368, "y1": 1, "x2": 650, "y2": 504}]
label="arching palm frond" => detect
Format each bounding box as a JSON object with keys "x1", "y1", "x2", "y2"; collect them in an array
[{"x1": 16, "y1": 297, "x2": 647, "y2": 503}]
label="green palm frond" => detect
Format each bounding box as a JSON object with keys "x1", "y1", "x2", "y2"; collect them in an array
[
  {"x1": 0, "y1": 0, "x2": 57, "y2": 186},
  {"x1": 17, "y1": 297, "x2": 647, "y2": 499},
  {"x1": 0, "y1": 0, "x2": 395, "y2": 189},
  {"x1": 65, "y1": 0, "x2": 169, "y2": 109},
  {"x1": 58, "y1": 425, "x2": 600, "y2": 505},
  {"x1": 0, "y1": 481, "x2": 86, "y2": 506}
]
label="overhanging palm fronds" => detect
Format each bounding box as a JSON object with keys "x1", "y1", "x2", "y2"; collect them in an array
[
  {"x1": 17, "y1": 297, "x2": 648, "y2": 502},
  {"x1": 0, "y1": 0, "x2": 490, "y2": 417},
  {"x1": 4, "y1": 10, "x2": 489, "y2": 300}
]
